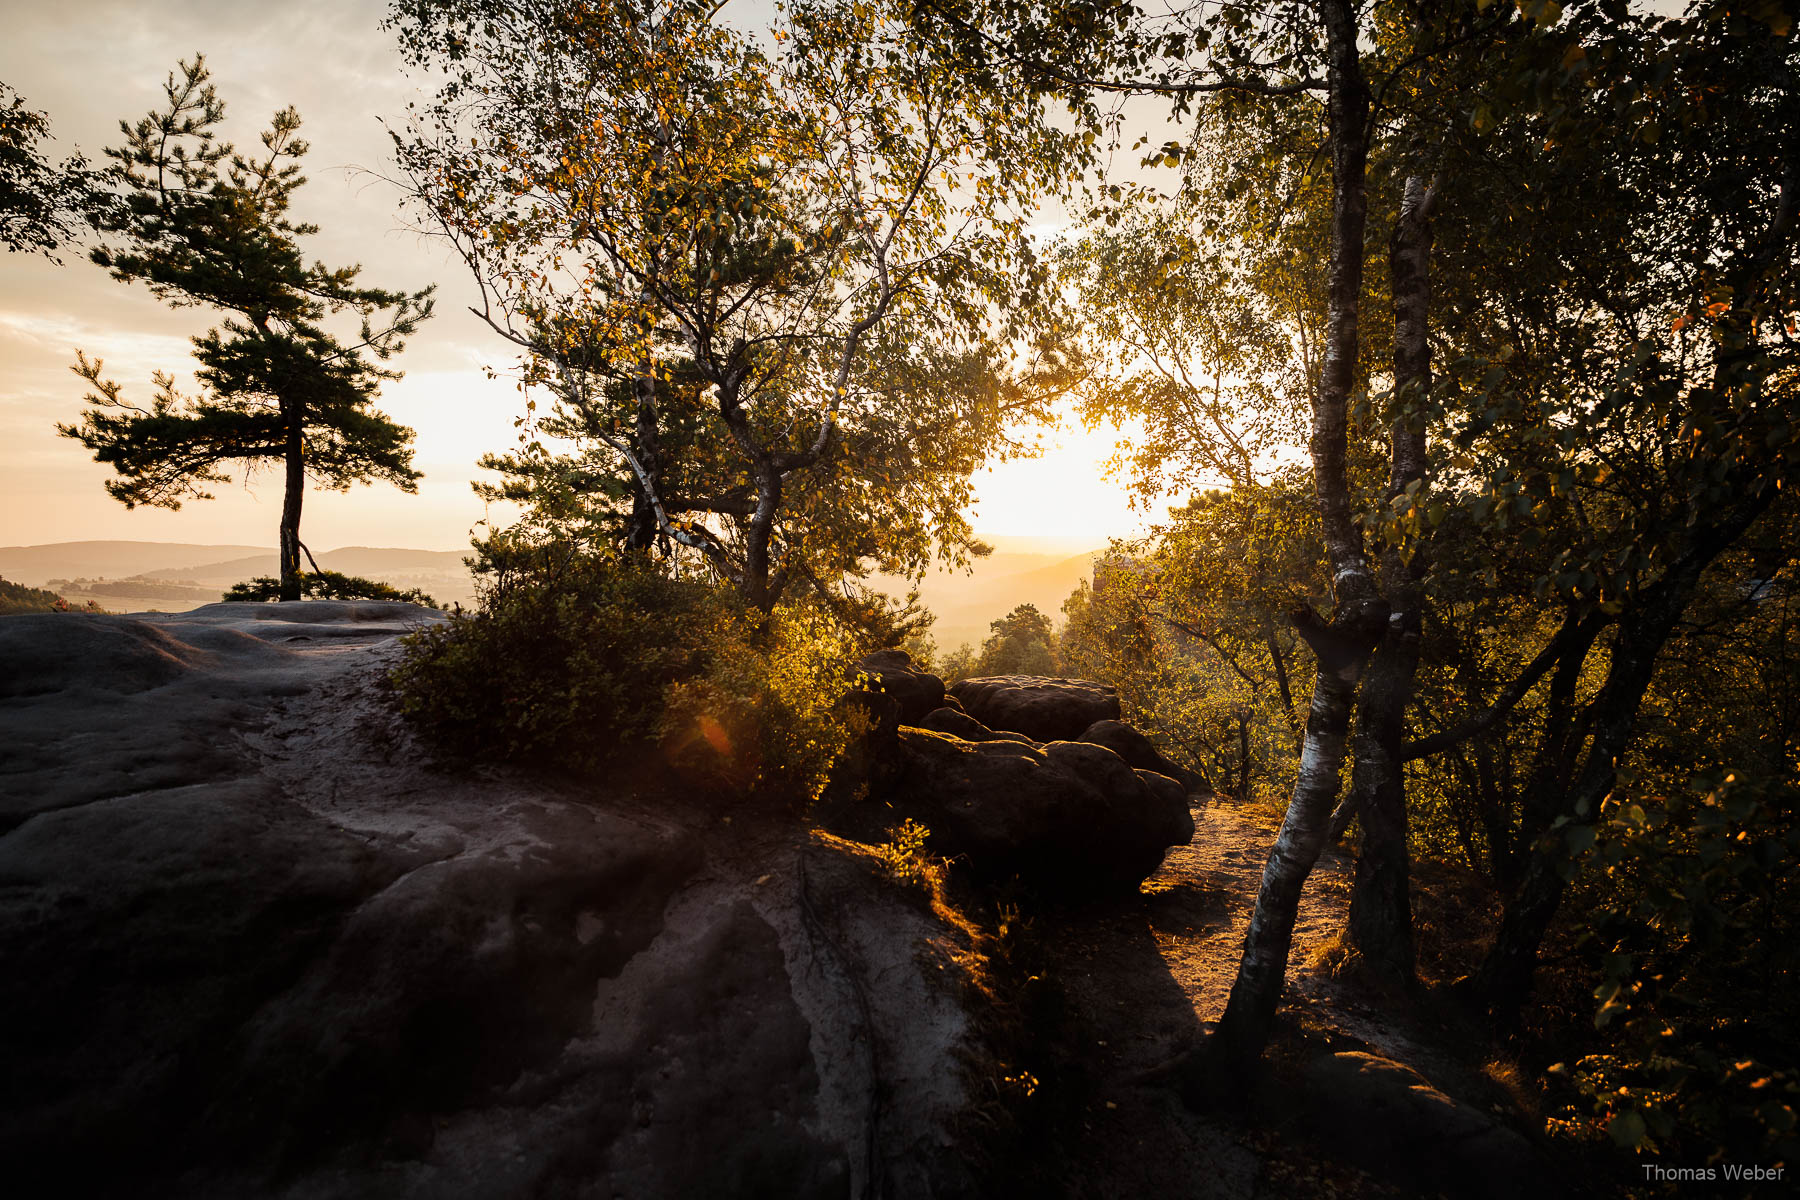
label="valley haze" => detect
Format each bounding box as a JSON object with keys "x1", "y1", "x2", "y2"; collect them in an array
[{"x1": 0, "y1": 536, "x2": 1108, "y2": 651}]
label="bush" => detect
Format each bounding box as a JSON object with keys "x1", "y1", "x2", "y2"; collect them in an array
[
  {"x1": 390, "y1": 547, "x2": 860, "y2": 804},
  {"x1": 661, "y1": 602, "x2": 863, "y2": 805},
  {"x1": 1543, "y1": 769, "x2": 1800, "y2": 1166},
  {"x1": 224, "y1": 570, "x2": 438, "y2": 607}
]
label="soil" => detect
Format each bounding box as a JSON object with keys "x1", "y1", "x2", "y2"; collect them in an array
[{"x1": 994, "y1": 796, "x2": 1552, "y2": 1200}]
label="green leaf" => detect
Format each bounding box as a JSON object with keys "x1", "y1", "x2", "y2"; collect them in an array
[{"x1": 1607, "y1": 1110, "x2": 1646, "y2": 1149}]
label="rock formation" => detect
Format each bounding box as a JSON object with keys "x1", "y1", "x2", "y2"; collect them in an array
[
  {"x1": 949, "y1": 674, "x2": 1121, "y2": 742},
  {"x1": 0, "y1": 605, "x2": 993, "y2": 1198},
  {"x1": 1300, "y1": 1052, "x2": 1554, "y2": 1200},
  {"x1": 882, "y1": 729, "x2": 1195, "y2": 897},
  {"x1": 1078, "y1": 718, "x2": 1206, "y2": 793},
  {"x1": 853, "y1": 648, "x2": 947, "y2": 726},
  {"x1": 916, "y1": 704, "x2": 1034, "y2": 745},
  {"x1": 829, "y1": 659, "x2": 1199, "y2": 899}
]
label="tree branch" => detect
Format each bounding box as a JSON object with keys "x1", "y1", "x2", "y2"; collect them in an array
[{"x1": 1402, "y1": 608, "x2": 1608, "y2": 761}]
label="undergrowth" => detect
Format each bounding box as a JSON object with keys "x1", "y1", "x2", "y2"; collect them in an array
[
  {"x1": 389, "y1": 546, "x2": 859, "y2": 805},
  {"x1": 225, "y1": 570, "x2": 437, "y2": 607}
]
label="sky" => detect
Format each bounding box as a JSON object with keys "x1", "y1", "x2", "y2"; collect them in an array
[{"x1": 0, "y1": 0, "x2": 1164, "y2": 553}]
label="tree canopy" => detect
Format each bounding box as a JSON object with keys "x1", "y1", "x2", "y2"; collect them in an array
[
  {"x1": 982, "y1": 0, "x2": 1799, "y2": 1156},
  {"x1": 389, "y1": 0, "x2": 1084, "y2": 610},
  {"x1": 0, "y1": 80, "x2": 110, "y2": 259}
]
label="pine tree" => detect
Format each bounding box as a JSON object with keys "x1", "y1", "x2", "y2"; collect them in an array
[{"x1": 59, "y1": 56, "x2": 434, "y2": 601}]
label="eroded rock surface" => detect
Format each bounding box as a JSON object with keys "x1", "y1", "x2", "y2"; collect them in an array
[
  {"x1": 0, "y1": 604, "x2": 991, "y2": 1199},
  {"x1": 886, "y1": 728, "x2": 1194, "y2": 896},
  {"x1": 949, "y1": 674, "x2": 1121, "y2": 742},
  {"x1": 853, "y1": 649, "x2": 947, "y2": 726},
  {"x1": 915, "y1": 704, "x2": 1033, "y2": 745},
  {"x1": 1301, "y1": 1052, "x2": 1555, "y2": 1200},
  {"x1": 1079, "y1": 718, "x2": 1204, "y2": 792}
]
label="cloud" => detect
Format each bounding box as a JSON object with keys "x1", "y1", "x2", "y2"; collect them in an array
[{"x1": 0, "y1": 311, "x2": 192, "y2": 363}]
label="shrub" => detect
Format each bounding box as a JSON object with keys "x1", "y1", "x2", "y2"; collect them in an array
[
  {"x1": 874, "y1": 818, "x2": 943, "y2": 894},
  {"x1": 661, "y1": 603, "x2": 863, "y2": 806},
  {"x1": 1543, "y1": 769, "x2": 1800, "y2": 1165},
  {"x1": 224, "y1": 570, "x2": 438, "y2": 607},
  {"x1": 390, "y1": 547, "x2": 860, "y2": 804}
]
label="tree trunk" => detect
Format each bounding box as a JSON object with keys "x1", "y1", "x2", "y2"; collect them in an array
[
  {"x1": 279, "y1": 417, "x2": 304, "y2": 602},
  {"x1": 1343, "y1": 615, "x2": 1419, "y2": 985},
  {"x1": 1343, "y1": 171, "x2": 1438, "y2": 988},
  {"x1": 624, "y1": 371, "x2": 661, "y2": 554},
  {"x1": 1469, "y1": 740, "x2": 1521, "y2": 889},
  {"x1": 1473, "y1": 562, "x2": 1698, "y2": 1023},
  {"x1": 1266, "y1": 623, "x2": 1303, "y2": 753},
  {"x1": 711, "y1": 377, "x2": 788, "y2": 610},
  {"x1": 1201, "y1": 0, "x2": 1381, "y2": 1082},
  {"x1": 1236, "y1": 711, "x2": 1252, "y2": 803},
  {"x1": 1211, "y1": 655, "x2": 1368, "y2": 1076},
  {"x1": 742, "y1": 460, "x2": 783, "y2": 610}
]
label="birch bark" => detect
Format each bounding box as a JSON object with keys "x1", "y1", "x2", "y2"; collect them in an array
[{"x1": 1204, "y1": 0, "x2": 1387, "y2": 1078}]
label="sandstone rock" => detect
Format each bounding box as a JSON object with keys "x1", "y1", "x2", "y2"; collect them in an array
[
  {"x1": 1136, "y1": 767, "x2": 1190, "y2": 817},
  {"x1": 1039, "y1": 740, "x2": 1195, "y2": 853},
  {"x1": 854, "y1": 649, "x2": 946, "y2": 726},
  {"x1": 0, "y1": 605, "x2": 993, "y2": 1199},
  {"x1": 887, "y1": 728, "x2": 1194, "y2": 896},
  {"x1": 916, "y1": 705, "x2": 1034, "y2": 745},
  {"x1": 1079, "y1": 719, "x2": 1204, "y2": 793},
  {"x1": 1300, "y1": 1052, "x2": 1557, "y2": 1200},
  {"x1": 949, "y1": 675, "x2": 1121, "y2": 742}
]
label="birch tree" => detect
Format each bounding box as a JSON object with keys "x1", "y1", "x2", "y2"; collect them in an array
[
  {"x1": 1, "y1": 81, "x2": 111, "y2": 258},
  {"x1": 390, "y1": 0, "x2": 1082, "y2": 608},
  {"x1": 915, "y1": 0, "x2": 1549, "y2": 1068}
]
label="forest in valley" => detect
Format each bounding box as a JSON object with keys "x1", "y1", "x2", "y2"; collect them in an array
[{"x1": 6, "y1": 0, "x2": 1798, "y2": 1192}]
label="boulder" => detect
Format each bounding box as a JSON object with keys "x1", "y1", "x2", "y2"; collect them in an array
[
  {"x1": 1300, "y1": 1052, "x2": 1557, "y2": 1200},
  {"x1": 949, "y1": 675, "x2": 1121, "y2": 743},
  {"x1": 853, "y1": 649, "x2": 946, "y2": 726},
  {"x1": 886, "y1": 728, "x2": 1194, "y2": 896},
  {"x1": 0, "y1": 605, "x2": 994, "y2": 1199},
  {"x1": 1078, "y1": 719, "x2": 1204, "y2": 793},
  {"x1": 916, "y1": 705, "x2": 1034, "y2": 745},
  {"x1": 1135, "y1": 767, "x2": 1190, "y2": 816}
]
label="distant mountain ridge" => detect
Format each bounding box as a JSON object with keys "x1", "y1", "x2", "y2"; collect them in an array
[
  {"x1": 872, "y1": 538, "x2": 1107, "y2": 652},
  {"x1": 0, "y1": 541, "x2": 271, "y2": 583},
  {"x1": 2, "y1": 538, "x2": 1105, "y2": 634},
  {"x1": 0, "y1": 541, "x2": 478, "y2": 613},
  {"x1": 139, "y1": 547, "x2": 473, "y2": 584},
  {"x1": 0, "y1": 542, "x2": 471, "y2": 585}
]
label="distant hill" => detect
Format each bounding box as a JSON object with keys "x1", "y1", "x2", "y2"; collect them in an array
[
  {"x1": 140, "y1": 546, "x2": 473, "y2": 584},
  {"x1": 0, "y1": 537, "x2": 1106, "y2": 630},
  {"x1": 1, "y1": 541, "x2": 478, "y2": 613},
  {"x1": 873, "y1": 536, "x2": 1107, "y2": 652},
  {"x1": 0, "y1": 541, "x2": 268, "y2": 584},
  {"x1": 0, "y1": 575, "x2": 68, "y2": 615}
]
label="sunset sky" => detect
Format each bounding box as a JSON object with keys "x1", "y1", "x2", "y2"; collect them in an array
[{"x1": 0, "y1": 0, "x2": 1164, "y2": 554}]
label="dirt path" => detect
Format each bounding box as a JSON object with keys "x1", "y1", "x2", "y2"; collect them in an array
[
  {"x1": 1041, "y1": 797, "x2": 1354, "y2": 1076},
  {"x1": 1008, "y1": 796, "x2": 1468, "y2": 1199}
]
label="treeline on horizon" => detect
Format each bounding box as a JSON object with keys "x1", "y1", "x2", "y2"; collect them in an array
[{"x1": 5, "y1": 0, "x2": 1796, "y2": 1179}]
